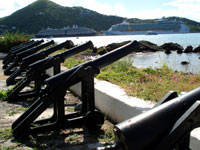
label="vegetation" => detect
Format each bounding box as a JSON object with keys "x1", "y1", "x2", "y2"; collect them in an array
[
  {"x1": 0, "y1": 128, "x2": 13, "y2": 141},
  {"x1": 0, "y1": 0, "x2": 199, "y2": 34},
  {"x1": 96, "y1": 59, "x2": 200, "y2": 102},
  {"x1": 127, "y1": 16, "x2": 200, "y2": 32},
  {"x1": 0, "y1": 88, "x2": 13, "y2": 101},
  {"x1": 64, "y1": 56, "x2": 200, "y2": 102},
  {"x1": 0, "y1": 31, "x2": 32, "y2": 53},
  {"x1": 6, "y1": 106, "x2": 28, "y2": 116},
  {"x1": 64, "y1": 56, "x2": 85, "y2": 69}
]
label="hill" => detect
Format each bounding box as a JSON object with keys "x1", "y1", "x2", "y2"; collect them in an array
[
  {"x1": 0, "y1": 0, "x2": 200, "y2": 34},
  {"x1": 0, "y1": 0, "x2": 124, "y2": 34},
  {"x1": 127, "y1": 17, "x2": 200, "y2": 32}
]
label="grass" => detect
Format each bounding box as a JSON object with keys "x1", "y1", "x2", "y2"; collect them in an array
[
  {"x1": 0, "y1": 31, "x2": 32, "y2": 53},
  {"x1": 0, "y1": 88, "x2": 13, "y2": 101},
  {"x1": 97, "y1": 59, "x2": 200, "y2": 102},
  {"x1": 63, "y1": 55, "x2": 200, "y2": 102},
  {"x1": 0, "y1": 128, "x2": 13, "y2": 141},
  {"x1": 6, "y1": 106, "x2": 28, "y2": 116},
  {"x1": 64, "y1": 55, "x2": 85, "y2": 69}
]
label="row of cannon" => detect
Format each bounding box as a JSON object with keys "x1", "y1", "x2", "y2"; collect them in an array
[{"x1": 2, "y1": 39, "x2": 200, "y2": 150}]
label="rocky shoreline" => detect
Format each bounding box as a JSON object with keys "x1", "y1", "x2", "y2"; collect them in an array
[{"x1": 95, "y1": 40, "x2": 200, "y2": 55}]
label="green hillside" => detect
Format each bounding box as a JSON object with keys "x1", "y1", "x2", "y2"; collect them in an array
[
  {"x1": 0, "y1": 0, "x2": 123, "y2": 34},
  {"x1": 0, "y1": 0, "x2": 200, "y2": 34},
  {"x1": 127, "y1": 17, "x2": 200, "y2": 32}
]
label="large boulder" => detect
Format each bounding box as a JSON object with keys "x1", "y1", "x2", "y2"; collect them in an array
[
  {"x1": 161, "y1": 42, "x2": 183, "y2": 51},
  {"x1": 139, "y1": 40, "x2": 163, "y2": 52},
  {"x1": 97, "y1": 41, "x2": 131, "y2": 55},
  {"x1": 184, "y1": 45, "x2": 193, "y2": 53},
  {"x1": 193, "y1": 45, "x2": 200, "y2": 53}
]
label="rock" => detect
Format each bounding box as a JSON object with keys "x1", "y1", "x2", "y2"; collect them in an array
[
  {"x1": 92, "y1": 47, "x2": 98, "y2": 53},
  {"x1": 177, "y1": 49, "x2": 183, "y2": 54},
  {"x1": 165, "y1": 49, "x2": 171, "y2": 54},
  {"x1": 181, "y1": 61, "x2": 189, "y2": 65},
  {"x1": 184, "y1": 45, "x2": 193, "y2": 53},
  {"x1": 97, "y1": 41, "x2": 131, "y2": 55},
  {"x1": 161, "y1": 42, "x2": 183, "y2": 51},
  {"x1": 193, "y1": 45, "x2": 200, "y2": 53},
  {"x1": 139, "y1": 40, "x2": 163, "y2": 52},
  {"x1": 97, "y1": 47, "x2": 107, "y2": 55}
]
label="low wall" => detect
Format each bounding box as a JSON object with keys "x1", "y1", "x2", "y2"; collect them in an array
[{"x1": 70, "y1": 79, "x2": 200, "y2": 150}]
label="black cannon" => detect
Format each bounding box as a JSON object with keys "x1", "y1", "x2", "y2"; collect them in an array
[
  {"x1": 5, "y1": 40, "x2": 34, "y2": 55},
  {"x1": 3, "y1": 40, "x2": 44, "y2": 69},
  {"x1": 12, "y1": 40, "x2": 140, "y2": 138},
  {"x1": 6, "y1": 40, "x2": 74, "y2": 85},
  {"x1": 107, "y1": 88, "x2": 200, "y2": 150},
  {"x1": 7, "y1": 41, "x2": 93, "y2": 101},
  {"x1": 3, "y1": 40, "x2": 55, "y2": 75},
  {"x1": 3, "y1": 40, "x2": 36, "y2": 66}
]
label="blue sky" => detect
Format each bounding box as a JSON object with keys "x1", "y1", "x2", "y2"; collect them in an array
[{"x1": 1, "y1": 0, "x2": 200, "y2": 22}]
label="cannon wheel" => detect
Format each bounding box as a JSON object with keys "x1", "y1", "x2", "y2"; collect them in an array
[{"x1": 84, "y1": 110, "x2": 104, "y2": 131}]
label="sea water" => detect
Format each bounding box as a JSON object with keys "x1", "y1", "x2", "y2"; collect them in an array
[{"x1": 39, "y1": 33, "x2": 200, "y2": 74}]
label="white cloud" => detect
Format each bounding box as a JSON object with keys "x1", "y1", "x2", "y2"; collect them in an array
[
  {"x1": 0, "y1": 0, "x2": 36, "y2": 17},
  {"x1": 74, "y1": 0, "x2": 132, "y2": 18},
  {"x1": 163, "y1": 0, "x2": 200, "y2": 21}
]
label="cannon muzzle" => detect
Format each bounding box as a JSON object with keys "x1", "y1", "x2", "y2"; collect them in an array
[{"x1": 114, "y1": 87, "x2": 200, "y2": 150}]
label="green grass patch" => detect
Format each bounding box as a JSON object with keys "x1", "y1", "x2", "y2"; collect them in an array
[
  {"x1": 0, "y1": 88, "x2": 13, "y2": 101},
  {"x1": 0, "y1": 128, "x2": 13, "y2": 141},
  {"x1": 64, "y1": 56, "x2": 85, "y2": 69},
  {"x1": 97, "y1": 59, "x2": 200, "y2": 102},
  {"x1": 63, "y1": 56, "x2": 200, "y2": 102}
]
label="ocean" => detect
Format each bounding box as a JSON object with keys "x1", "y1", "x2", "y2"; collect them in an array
[{"x1": 37, "y1": 33, "x2": 200, "y2": 74}]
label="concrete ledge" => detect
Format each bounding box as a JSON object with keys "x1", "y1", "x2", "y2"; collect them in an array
[{"x1": 70, "y1": 78, "x2": 200, "y2": 149}]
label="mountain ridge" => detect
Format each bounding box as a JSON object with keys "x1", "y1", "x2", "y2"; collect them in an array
[{"x1": 0, "y1": 0, "x2": 200, "y2": 34}]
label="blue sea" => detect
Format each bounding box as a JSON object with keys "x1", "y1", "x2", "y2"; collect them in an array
[{"x1": 37, "y1": 33, "x2": 200, "y2": 74}]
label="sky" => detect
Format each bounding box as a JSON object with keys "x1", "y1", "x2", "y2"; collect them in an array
[{"x1": 1, "y1": 0, "x2": 200, "y2": 22}]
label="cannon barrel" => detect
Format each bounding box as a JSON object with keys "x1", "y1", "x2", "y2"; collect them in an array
[
  {"x1": 3, "y1": 40, "x2": 55, "y2": 75},
  {"x1": 11, "y1": 40, "x2": 44, "y2": 55},
  {"x1": 45, "y1": 40, "x2": 139, "y2": 91},
  {"x1": 16, "y1": 40, "x2": 55, "y2": 61},
  {"x1": 22, "y1": 40, "x2": 73, "y2": 66},
  {"x1": 10, "y1": 40, "x2": 34, "y2": 52},
  {"x1": 28, "y1": 41, "x2": 93, "y2": 71},
  {"x1": 3, "y1": 40, "x2": 44, "y2": 65},
  {"x1": 114, "y1": 87, "x2": 200, "y2": 150}
]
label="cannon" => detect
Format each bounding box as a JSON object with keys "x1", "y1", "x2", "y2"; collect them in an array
[
  {"x1": 3, "y1": 40, "x2": 44, "y2": 68},
  {"x1": 7, "y1": 41, "x2": 93, "y2": 101},
  {"x1": 12, "y1": 40, "x2": 140, "y2": 138},
  {"x1": 3, "y1": 40, "x2": 55, "y2": 75},
  {"x1": 9, "y1": 40, "x2": 35, "y2": 52},
  {"x1": 6, "y1": 40, "x2": 73, "y2": 85},
  {"x1": 3, "y1": 40, "x2": 36, "y2": 65},
  {"x1": 104, "y1": 88, "x2": 200, "y2": 150}
]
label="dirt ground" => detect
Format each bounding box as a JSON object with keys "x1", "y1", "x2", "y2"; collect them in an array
[{"x1": 0, "y1": 59, "x2": 115, "y2": 150}]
